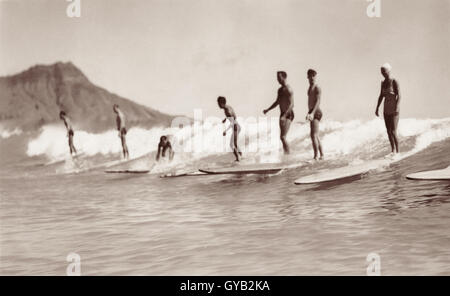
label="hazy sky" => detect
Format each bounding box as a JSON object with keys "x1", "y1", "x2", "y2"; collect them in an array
[{"x1": 1, "y1": 0, "x2": 449, "y2": 120}]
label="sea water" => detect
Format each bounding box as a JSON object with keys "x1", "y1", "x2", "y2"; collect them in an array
[{"x1": 1, "y1": 117, "x2": 449, "y2": 275}]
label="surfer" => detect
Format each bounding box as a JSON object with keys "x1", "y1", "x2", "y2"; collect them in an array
[
  {"x1": 156, "y1": 136, "x2": 174, "y2": 162},
  {"x1": 217, "y1": 96, "x2": 242, "y2": 161},
  {"x1": 113, "y1": 104, "x2": 129, "y2": 159},
  {"x1": 59, "y1": 111, "x2": 77, "y2": 156},
  {"x1": 306, "y1": 69, "x2": 324, "y2": 160},
  {"x1": 375, "y1": 63, "x2": 401, "y2": 155},
  {"x1": 263, "y1": 71, "x2": 294, "y2": 154}
]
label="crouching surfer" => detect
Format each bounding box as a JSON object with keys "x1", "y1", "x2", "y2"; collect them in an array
[{"x1": 156, "y1": 136, "x2": 174, "y2": 162}]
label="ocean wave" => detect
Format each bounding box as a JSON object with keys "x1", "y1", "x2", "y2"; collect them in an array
[{"x1": 25, "y1": 117, "x2": 450, "y2": 165}]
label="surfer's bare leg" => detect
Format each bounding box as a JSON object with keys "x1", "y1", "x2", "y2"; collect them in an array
[
  {"x1": 168, "y1": 148, "x2": 174, "y2": 161},
  {"x1": 232, "y1": 125, "x2": 241, "y2": 161},
  {"x1": 233, "y1": 150, "x2": 240, "y2": 161},
  {"x1": 236, "y1": 125, "x2": 243, "y2": 158},
  {"x1": 387, "y1": 133, "x2": 395, "y2": 153},
  {"x1": 68, "y1": 136, "x2": 73, "y2": 155},
  {"x1": 310, "y1": 120, "x2": 319, "y2": 159},
  {"x1": 317, "y1": 141, "x2": 324, "y2": 160},
  {"x1": 313, "y1": 119, "x2": 324, "y2": 159},
  {"x1": 68, "y1": 132, "x2": 77, "y2": 155},
  {"x1": 318, "y1": 140, "x2": 324, "y2": 159},
  {"x1": 237, "y1": 132, "x2": 243, "y2": 157},
  {"x1": 121, "y1": 134, "x2": 129, "y2": 159},
  {"x1": 70, "y1": 142, "x2": 77, "y2": 155},
  {"x1": 279, "y1": 118, "x2": 291, "y2": 154},
  {"x1": 68, "y1": 137, "x2": 74, "y2": 155},
  {"x1": 384, "y1": 115, "x2": 395, "y2": 153},
  {"x1": 391, "y1": 114, "x2": 400, "y2": 153}
]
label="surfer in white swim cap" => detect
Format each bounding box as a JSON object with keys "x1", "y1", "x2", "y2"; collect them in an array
[
  {"x1": 381, "y1": 63, "x2": 392, "y2": 72},
  {"x1": 375, "y1": 63, "x2": 401, "y2": 155}
]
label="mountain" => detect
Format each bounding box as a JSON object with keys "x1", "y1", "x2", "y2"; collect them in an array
[{"x1": 0, "y1": 62, "x2": 176, "y2": 132}]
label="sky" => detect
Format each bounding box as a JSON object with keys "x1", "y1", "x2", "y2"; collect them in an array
[{"x1": 1, "y1": 0, "x2": 449, "y2": 120}]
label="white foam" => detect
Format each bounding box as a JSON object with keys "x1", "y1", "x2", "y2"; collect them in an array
[
  {"x1": 26, "y1": 118, "x2": 450, "y2": 165},
  {"x1": 0, "y1": 125, "x2": 22, "y2": 139}
]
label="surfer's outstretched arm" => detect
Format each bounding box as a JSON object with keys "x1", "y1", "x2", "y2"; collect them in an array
[
  {"x1": 375, "y1": 83, "x2": 384, "y2": 117},
  {"x1": 263, "y1": 99, "x2": 279, "y2": 115}
]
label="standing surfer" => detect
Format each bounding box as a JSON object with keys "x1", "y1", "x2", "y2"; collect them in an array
[
  {"x1": 59, "y1": 111, "x2": 78, "y2": 156},
  {"x1": 113, "y1": 104, "x2": 129, "y2": 159},
  {"x1": 375, "y1": 63, "x2": 401, "y2": 155},
  {"x1": 263, "y1": 71, "x2": 294, "y2": 154},
  {"x1": 217, "y1": 96, "x2": 242, "y2": 162},
  {"x1": 306, "y1": 69, "x2": 324, "y2": 160}
]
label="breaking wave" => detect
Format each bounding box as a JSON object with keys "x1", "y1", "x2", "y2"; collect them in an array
[{"x1": 25, "y1": 117, "x2": 450, "y2": 166}]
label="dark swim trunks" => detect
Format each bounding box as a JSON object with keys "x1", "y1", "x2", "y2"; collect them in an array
[
  {"x1": 68, "y1": 129, "x2": 74, "y2": 136},
  {"x1": 282, "y1": 110, "x2": 295, "y2": 121},
  {"x1": 309, "y1": 109, "x2": 323, "y2": 121},
  {"x1": 120, "y1": 127, "x2": 127, "y2": 136}
]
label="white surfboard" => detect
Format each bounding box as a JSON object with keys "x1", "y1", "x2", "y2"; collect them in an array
[
  {"x1": 160, "y1": 171, "x2": 208, "y2": 178},
  {"x1": 45, "y1": 152, "x2": 86, "y2": 166},
  {"x1": 294, "y1": 159, "x2": 390, "y2": 185},
  {"x1": 199, "y1": 162, "x2": 300, "y2": 175},
  {"x1": 406, "y1": 166, "x2": 450, "y2": 181},
  {"x1": 93, "y1": 153, "x2": 153, "y2": 171}
]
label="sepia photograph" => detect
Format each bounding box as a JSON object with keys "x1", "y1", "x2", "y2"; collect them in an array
[{"x1": 0, "y1": 0, "x2": 449, "y2": 281}]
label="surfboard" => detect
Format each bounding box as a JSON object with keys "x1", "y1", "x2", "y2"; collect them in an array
[
  {"x1": 160, "y1": 171, "x2": 208, "y2": 178},
  {"x1": 105, "y1": 169, "x2": 150, "y2": 174},
  {"x1": 406, "y1": 166, "x2": 450, "y2": 181},
  {"x1": 44, "y1": 152, "x2": 86, "y2": 166},
  {"x1": 92, "y1": 153, "x2": 152, "y2": 171},
  {"x1": 199, "y1": 162, "x2": 299, "y2": 175},
  {"x1": 294, "y1": 159, "x2": 388, "y2": 185}
]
